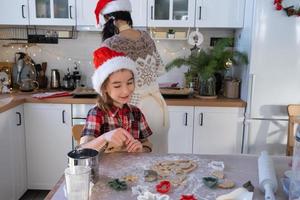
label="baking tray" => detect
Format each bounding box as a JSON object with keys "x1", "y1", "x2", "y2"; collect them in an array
[{"x1": 71, "y1": 87, "x2": 98, "y2": 98}]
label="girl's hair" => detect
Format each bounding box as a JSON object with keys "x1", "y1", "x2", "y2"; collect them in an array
[
  {"x1": 102, "y1": 11, "x2": 133, "y2": 41},
  {"x1": 96, "y1": 69, "x2": 134, "y2": 111}
]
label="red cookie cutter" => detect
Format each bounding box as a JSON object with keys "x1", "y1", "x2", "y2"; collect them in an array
[
  {"x1": 156, "y1": 180, "x2": 171, "y2": 194},
  {"x1": 180, "y1": 194, "x2": 197, "y2": 200}
]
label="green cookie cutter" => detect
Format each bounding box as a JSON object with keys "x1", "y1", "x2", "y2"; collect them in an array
[
  {"x1": 202, "y1": 176, "x2": 218, "y2": 188},
  {"x1": 108, "y1": 179, "x2": 128, "y2": 191}
]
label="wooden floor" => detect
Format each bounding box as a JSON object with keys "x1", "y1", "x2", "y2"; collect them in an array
[{"x1": 19, "y1": 190, "x2": 50, "y2": 200}]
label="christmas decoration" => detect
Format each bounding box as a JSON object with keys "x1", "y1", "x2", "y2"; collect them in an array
[{"x1": 273, "y1": 0, "x2": 300, "y2": 16}]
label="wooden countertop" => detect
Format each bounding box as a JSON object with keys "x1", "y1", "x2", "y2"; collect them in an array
[{"x1": 0, "y1": 91, "x2": 246, "y2": 113}]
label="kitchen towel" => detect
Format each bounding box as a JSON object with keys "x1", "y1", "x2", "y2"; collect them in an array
[{"x1": 32, "y1": 91, "x2": 72, "y2": 99}]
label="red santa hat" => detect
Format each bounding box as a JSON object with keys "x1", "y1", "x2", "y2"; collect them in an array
[
  {"x1": 92, "y1": 47, "x2": 137, "y2": 95},
  {"x1": 94, "y1": 0, "x2": 132, "y2": 25}
]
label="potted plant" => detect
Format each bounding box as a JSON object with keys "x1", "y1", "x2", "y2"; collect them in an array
[
  {"x1": 166, "y1": 38, "x2": 248, "y2": 97},
  {"x1": 167, "y1": 29, "x2": 175, "y2": 39}
]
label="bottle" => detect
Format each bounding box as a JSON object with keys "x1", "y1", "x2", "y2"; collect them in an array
[
  {"x1": 188, "y1": 82, "x2": 194, "y2": 98},
  {"x1": 289, "y1": 125, "x2": 300, "y2": 200}
]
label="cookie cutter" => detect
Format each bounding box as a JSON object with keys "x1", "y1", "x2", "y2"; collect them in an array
[
  {"x1": 156, "y1": 180, "x2": 171, "y2": 194},
  {"x1": 180, "y1": 194, "x2": 197, "y2": 200},
  {"x1": 208, "y1": 161, "x2": 225, "y2": 171}
]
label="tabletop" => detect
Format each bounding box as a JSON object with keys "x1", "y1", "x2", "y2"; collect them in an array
[{"x1": 45, "y1": 153, "x2": 290, "y2": 200}]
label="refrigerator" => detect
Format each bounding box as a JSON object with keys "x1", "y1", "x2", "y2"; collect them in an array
[{"x1": 235, "y1": 0, "x2": 300, "y2": 155}]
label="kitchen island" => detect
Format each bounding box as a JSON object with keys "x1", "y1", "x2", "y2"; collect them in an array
[{"x1": 45, "y1": 153, "x2": 290, "y2": 200}]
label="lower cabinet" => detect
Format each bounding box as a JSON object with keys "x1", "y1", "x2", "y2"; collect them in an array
[
  {"x1": 168, "y1": 106, "x2": 194, "y2": 154},
  {"x1": 193, "y1": 107, "x2": 244, "y2": 154},
  {"x1": 168, "y1": 106, "x2": 245, "y2": 154},
  {"x1": 24, "y1": 103, "x2": 72, "y2": 189},
  {"x1": 0, "y1": 105, "x2": 27, "y2": 200}
]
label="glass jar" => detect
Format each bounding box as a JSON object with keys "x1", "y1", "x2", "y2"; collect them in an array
[{"x1": 198, "y1": 75, "x2": 216, "y2": 96}]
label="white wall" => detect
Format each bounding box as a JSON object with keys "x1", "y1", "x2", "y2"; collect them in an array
[{"x1": 0, "y1": 29, "x2": 234, "y2": 88}]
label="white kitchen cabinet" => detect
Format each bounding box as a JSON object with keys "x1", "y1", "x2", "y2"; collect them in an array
[
  {"x1": 0, "y1": 105, "x2": 27, "y2": 200},
  {"x1": 10, "y1": 105, "x2": 27, "y2": 199},
  {"x1": 76, "y1": 0, "x2": 147, "y2": 30},
  {"x1": 147, "y1": 0, "x2": 195, "y2": 27},
  {"x1": 76, "y1": 0, "x2": 101, "y2": 30},
  {"x1": 130, "y1": 0, "x2": 147, "y2": 27},
  {"x1": 168, "y1": 106, "x2": 194, "y2": 154},
  {"x1": 0, "y1": 0, "x2": 29, "y2": 25},
  {"x1": 193, "y1": 107, "x2": 244, "y2": 154},
  {"x1": 29, "y1": 0, "x2": 76, "y2": 25},
  {"x1": 195, "y1": 0, "x2": 245, "y2": 28},
  {"x1": 25, "y1": 103, "x2": 72, "y2": 189},
  {"x1": 167, "y1": 106, "x2": 244, "y2": 154},
  {"x1": 0, "y1": 109, "x2": 14, "y2": 199}
]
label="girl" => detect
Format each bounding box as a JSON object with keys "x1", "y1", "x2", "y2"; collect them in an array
[
  {"x1": 94, "y1": 0, "x2": 170, "y2": 153},
  {"x1": 80, "y1": 47, "x2": 153, "y2": 153}
]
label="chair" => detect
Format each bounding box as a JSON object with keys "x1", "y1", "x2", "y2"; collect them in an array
[
  {"x1": 287, "y1": 105, "x2": 300, "y2": 156},
  {"x1": 72, "y1": 124, "x2": 84, "y2": 145}
]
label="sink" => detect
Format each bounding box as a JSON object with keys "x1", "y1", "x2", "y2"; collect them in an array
[{"x1": 0, "y1": 97, "x2": 13, "y2": 107}]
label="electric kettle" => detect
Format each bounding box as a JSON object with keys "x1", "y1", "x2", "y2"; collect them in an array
[{"x1": 50, "y1": 69, "x2": 60, "y2": 89}]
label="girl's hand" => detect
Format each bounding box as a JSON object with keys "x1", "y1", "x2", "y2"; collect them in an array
[
  {"x1": 103, "y1": 128, "x2": 134, "y2": 147},
  {"x1": 126, "y1": 139, "x2": 143, "y2": 152}
]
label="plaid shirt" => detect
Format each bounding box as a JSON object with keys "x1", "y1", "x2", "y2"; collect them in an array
[{"x1": 82, "y1": 104, "x2": 152, "y2": 140}]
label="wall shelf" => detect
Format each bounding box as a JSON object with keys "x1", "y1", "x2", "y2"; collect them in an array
[{"x1": 149, "y1": 27, "x2": 190, "y2": 41}]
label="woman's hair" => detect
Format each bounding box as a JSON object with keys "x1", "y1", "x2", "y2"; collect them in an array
[
  {"x1": 102, "y1": 11, "x2": 133, "y2": 41},
  {"x1": 96, "y1": 69, "x2": 135, "y2": 111}
]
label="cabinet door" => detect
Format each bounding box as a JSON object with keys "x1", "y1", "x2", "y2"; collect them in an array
[
  {"x1": 130, "y1": 0, "x2": 147, "y2": 27},
  {"x1": 10, "y1": 105, "x2": 27, "y2": 199},
  {"x1": 76, "y1": 0, "x2": 146, "y2": 30},
  {"x1": 76, "y1": 0, "x2": 102, "y2": 30},
  {"x1": 168, "y1": 106, "x2": 194, "y2": 154},
  {"x1": 25, "y1": 103, "x2": 72, "y2": 189},
  {"x1": 0, "y1": 0, "x2": 29, "y2": 25},
  {"x1": 193, "y1": 107, "x2": 244, "y2": 154},
  {"x1": 0, "y1": 110, "x2": 14, "y2": 200},
  {"x1": 148, "y1": 0, "x2": 195, "y2": 27},
  {"x1": 195, "y1": 0, "x2": 245, "y2": 28},
  {"x1": 29, "y1": 0, "x2": 76, "y2": 25}
]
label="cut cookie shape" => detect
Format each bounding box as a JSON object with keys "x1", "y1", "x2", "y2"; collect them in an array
[{"x1": 218, "y1": 179, "x2": 235, "y2": 189}]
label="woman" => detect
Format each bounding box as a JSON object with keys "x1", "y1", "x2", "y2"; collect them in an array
[{"x1": 94, "y1": 0, "x2": 169, "y2": 153}]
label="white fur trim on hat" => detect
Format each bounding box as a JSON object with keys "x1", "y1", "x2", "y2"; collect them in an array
[
  {"x1": 92, "y1": 56, "x2": 138, "y2": 95},
  {"x1": 102, "y1": 0, "x2": 132, "y2": 15}
]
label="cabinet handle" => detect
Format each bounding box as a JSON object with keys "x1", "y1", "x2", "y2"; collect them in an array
[
  {"x1": 199, "y1": 113, "x2": 203, "y2": 126},
  {"x1": 199, "y1": 6, "x2": 202, "y2": 20},
  {"x1": 21, "y1": 5, "x2": 26, "y2": 18},
  {"x1": 69, "y1": 5, "x2": 73, "y2": 19},
  {"x1": 16, "y1": 112, "x2": 21, "y2": 126},
  {"x1": 62, "y1": 110, "x2": 66, "y2": 124},
  {"x1": 184, "y1": 113, "x2": 188, "y2": 126},
  {"x1": 151, "y1": 6, "x2": 153, "y2": 20}
]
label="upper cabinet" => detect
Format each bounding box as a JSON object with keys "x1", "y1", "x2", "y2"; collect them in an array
[
  {"x1": 29, "y1": 0, "x2": 76, "y2": 25},
  {"x1": 76, "y1": 0, "x2": 147, "y2": 30},
  {"x1": 195, "y1": 0, "x2": 245, "y2": 28},
  {"x1": 0, "y1": 0, "x2": 29, "y2": 25},
  {"x1": 147, "y1": 0, "x2": 195, "y2": 27},
  {"x1": 130, "y1": 0, "x2": 147, "y2": 27},
  {"x1": 76, "y1": 0, "x2": 101, "y2": 30}
]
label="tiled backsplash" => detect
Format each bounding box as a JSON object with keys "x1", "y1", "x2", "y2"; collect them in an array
[{"x1": 0, "y1": 29, "x2": 233, "y2": 88}]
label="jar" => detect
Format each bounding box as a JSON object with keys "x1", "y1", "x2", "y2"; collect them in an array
[{"x1": 198, "y1": 75, "x2": 216, "y2": 96}]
